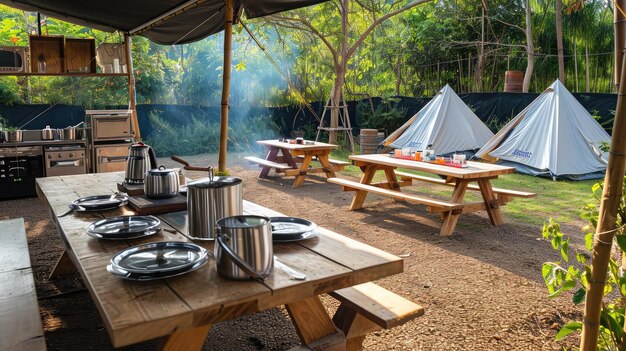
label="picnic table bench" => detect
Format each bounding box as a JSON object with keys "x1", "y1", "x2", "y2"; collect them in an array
[
  {"x1": 329, "y1": 154, "x2": 535, "y2": 236},
  {"x1": 246, "y1": 139, "x2": 346, "y2": 187},
  {"x1": 0, "y1": 218, "x2": 46, "y2": 351},
  {"x1": 36, "y1": 172, "x2": 424, "y2": 351}
]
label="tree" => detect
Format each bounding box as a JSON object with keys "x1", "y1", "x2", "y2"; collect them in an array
[
  {"x1": 556, "y1": 0, "x2": 565, "y2": 83},
  {"x1": 269, "y1": 0, "x2": 432, "y2": 144}
]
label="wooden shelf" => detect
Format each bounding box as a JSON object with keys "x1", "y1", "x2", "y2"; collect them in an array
[
  {"x1": 29, "y1": 35, "x2": 64, "y2": 74},
  {"x1": 0, "y1": 72, "x2": 128, "y2": 77}
]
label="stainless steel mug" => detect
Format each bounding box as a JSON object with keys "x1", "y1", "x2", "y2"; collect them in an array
[
  {"x1": 215, "y1": 215, "x2": 273, "y2": 280},
  {"x1": 187, "y1": 175, "x2": 243, "y2": 240}
]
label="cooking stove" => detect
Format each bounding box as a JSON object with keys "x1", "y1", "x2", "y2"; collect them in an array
[{"x1": 44, "y1": 145, "x2": 86, "y2": 177}]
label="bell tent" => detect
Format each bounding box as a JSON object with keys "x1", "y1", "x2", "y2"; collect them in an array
[
  {"x1": 475, "y1": 80, "x2": 611, "y2": 180},
  {"x1": 382, "y1": 84, "x2": 494, "y2": 155}
]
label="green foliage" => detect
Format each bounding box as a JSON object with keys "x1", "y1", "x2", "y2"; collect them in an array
[
  {"x1": 542, "y1": 177, "x2": 626, "y2": 349},
  {"x1": 143, "y1": 111, "x2": 281, "y2": 157},
  {"x1": 357, "y1": 97, "x2": 408, "y2": 135}
]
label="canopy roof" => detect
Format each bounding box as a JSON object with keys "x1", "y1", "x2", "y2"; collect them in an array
[
  {"x1": 475, "y1": 80, "x2": 611, "y2": 180},
  {"x1": 383, "y1": 84, "x2": 494, "y2": 155},
  {"x1": 0, "y1": 0, "x2": 326, "y2": 44}
]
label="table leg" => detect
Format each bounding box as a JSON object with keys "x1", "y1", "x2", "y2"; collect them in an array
[
  {"x1": 48, "y1": 250, "x2": 77, "y2": 279},
  {"x1": 293, "y1": 155, "x2": 313, "y2": 188},
  {"x1": 477, "y1": 179, "x2": 505, "y2": 226},
  {"x1": 157, "y1": 325, "x2": 211, "y2": 351},
  {"x1": 350, "y1": 165, "x2": 377, "y2": 210},
  {"x1": 286, "y1": 296, "x2": 346, "y2": 351},
  {"x1": 440, "y1": 180, "x2": 469, "y2": 236},
  {"x1": 333, "y1": 306, "x2": 379, "y2": 351},
  {"x1": 382, "y1": 167, "x2": 400, "y2": 191},
  {"x1": 260, "y1": 147, "x2": 280, "y2": 178},
  {"x1": 317, "y1": 154, "x2": 337, "y2": 178},
  {"x1": 281, "y1": 149, "x2": 299, "y2": 168}
]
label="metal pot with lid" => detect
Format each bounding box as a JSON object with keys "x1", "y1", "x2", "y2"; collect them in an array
[
  {"x1": 187, "y1": 170, "x2": 243, "y2": 240},
  {"x1": 42, "y1": 125, "x2": 55, "y2": 140},
  {"x1": 144, "y1": 166, "x2": 179, "y2": 199}
]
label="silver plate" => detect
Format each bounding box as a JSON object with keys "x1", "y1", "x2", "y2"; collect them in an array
[
  {"x1": 107, "y1": 255, "x2": 208, "y2": 281},
  {"x1": 87, "y1": 215, "x2": 161, "y2": 240},
  {"x1": 70, "y1": 194, "x2": 129, "y2": 212},
  {"x1": 272, "y1": 229, "x2": 319, "y2": 243},
  {"x1": 270, "y1": 217, "x2": 317, "y2": 239},
  {"x1": 110, "y1": 241, "x2": 208, "y2": 274}
]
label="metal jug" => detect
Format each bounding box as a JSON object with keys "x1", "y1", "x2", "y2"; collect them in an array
[
  {"x1": 215, "y1": 215, "x2": 273, "y2": 280},
  {"x1": 125, "y1": 142, "x2": 158, "y2": 184},
  {"x1": 187, "y1": 172, "x2": 243, "y2": 240}
]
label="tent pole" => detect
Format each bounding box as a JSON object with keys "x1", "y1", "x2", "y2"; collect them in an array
[
  {"x1": 218, "y1": 0, "x2": 234, "y2": 172},
  {"x1": 579, "y1": 48, "x2": 626, "y2": 351},
  {"x1": 124, "y1": 34, "x2": 141, "y2": 140}
]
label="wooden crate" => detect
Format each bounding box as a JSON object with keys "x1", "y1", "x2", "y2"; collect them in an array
[
  {"x1": 29, "y1": 35, "x2": 64, "y2": 73},
  {"x1": 65, "y1": 38, "x2": 96, "y2": 73}
]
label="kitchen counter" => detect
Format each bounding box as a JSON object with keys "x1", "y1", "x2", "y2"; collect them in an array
[{"x1": 0, "y1": 139, "x2": 87, "y2": 148}]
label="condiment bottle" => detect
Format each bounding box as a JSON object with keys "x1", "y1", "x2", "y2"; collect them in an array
[{"x1": 178, "y1": 168, "x2": 186, "y2": 186}]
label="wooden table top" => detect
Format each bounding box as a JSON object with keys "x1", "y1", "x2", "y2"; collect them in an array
[
  {"x1": 257, "y1": 139, "x2": 338, "y2": 151},
  {"x1": 350, "y1": 154, "x2": 516, "y2": 180},
  {"x1": 36, "y1": 172, "x2": 402, "y2": 348}
]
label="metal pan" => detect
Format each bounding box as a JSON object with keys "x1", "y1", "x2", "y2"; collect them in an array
[
  {"x1": 107, "y1": 255, "x2": 208, "y2": 281},
  {"x1": 109, "y1": 241, "x2": 208, "y2": 275},
  {"x1": 71, "y1": 194, "x2": 129, "y2": 211}
]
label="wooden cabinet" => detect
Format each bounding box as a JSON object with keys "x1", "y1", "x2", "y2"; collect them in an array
[
  {"x1": 28, "y1": 35, "x2": 96, "y2": 74},
  {"x1": 29, "y1": 35, "x2": 64, "y2": 73}
]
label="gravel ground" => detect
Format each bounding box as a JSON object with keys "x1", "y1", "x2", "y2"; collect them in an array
[{"x1": 0, "y1": 154, "x2": 583, "y2": 350}]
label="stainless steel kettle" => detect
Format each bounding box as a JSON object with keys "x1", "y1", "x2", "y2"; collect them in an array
[{"x1": 125, "y1": 142, "x2": 158, "y2": 184}]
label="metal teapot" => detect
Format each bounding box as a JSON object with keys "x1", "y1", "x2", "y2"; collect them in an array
[{"x1": 124, "y1": 142, "x2": 158, "y2": 184}]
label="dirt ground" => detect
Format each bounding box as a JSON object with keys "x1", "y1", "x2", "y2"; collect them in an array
[{"x1": 0, "y1": 154, "x2": 584, "y2": 350}]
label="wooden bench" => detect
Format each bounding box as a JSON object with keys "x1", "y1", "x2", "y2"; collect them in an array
[
  {"x1": 394, "y1": 171, "x2": 536, "y2": 201},
  {"x1": 330, "y1": 282, "x2": 424, "y2": 351},
  {"x1": 327, "y1": 177, "x2": 467, "y2": 213},
  {"x1": 0, "y1": 218, "x2": 46, "y2": 351},
  {"x1": 244, "y1": 156, "x2": 292, "y2": 171},
  {"x1": 293, "y1": 156, "x2": 351, "y2": 170}
]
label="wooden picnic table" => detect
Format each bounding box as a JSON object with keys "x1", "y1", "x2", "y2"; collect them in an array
[
  {"x1": 329, "y1": 154, "x2": 534, "y2": 236},
  {"x1": 36, "y1": 172, "x2": 404, "y2": 351},
  {"x1": 246, "y1": 139, "x2": 348, "y2": 188}
]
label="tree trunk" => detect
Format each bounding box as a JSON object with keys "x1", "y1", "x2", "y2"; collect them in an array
[
  {"x1": 556, "y1": 0, "x2": 566, "y2": 84},
  {"x1": 523, "y1": 0, "x2": 534, "y2": 93},
  {"x1": 475, "y1": 6, "x2": 486, "y2": 92},
  {"x1": 585, "y1": 43, "x2": 590, "y2": 93},
  {"x1": 329, "y1": 0, "x2": 349, "y2": 145},
  {"x1": 574, "y1": 42, "x2": 579, "y2": 92},
  {"x1": 395, "y1": 55, "x2": 402, "y2": 96}
]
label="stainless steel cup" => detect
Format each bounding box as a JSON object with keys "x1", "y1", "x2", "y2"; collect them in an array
[
  {"x1": 215, "y1": 215, "x2": 273, "y2": 280},
  {"x1": 186, "y1": 176, "x2": 243, "y2": 240}
]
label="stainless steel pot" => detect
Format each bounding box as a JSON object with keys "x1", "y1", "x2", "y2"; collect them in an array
[
  {"x1": 144, "y1": 166, "x2": 179, "y2": 199},
  {"x1": 215, "y1": 215, "x2": 273, "y2": 280},
  {"x1": 2, "y1": 130, "x2": 23, "y2": 142},
  {"x1": 187, "y1": 174, "x2": 243, "y2": 240},
  {"x1": 62, "y1": 127, "x2": 77, "y2": 140},
  {"x1": 41, "y1": 126, "x2": 55, "y2": 140}
]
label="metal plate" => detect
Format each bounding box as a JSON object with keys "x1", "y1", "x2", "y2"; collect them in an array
[
  {"x1": 70, "y1": 194, "x2": 129, "y2": 212},
  {"x1": 107, "y1": 254, "x2": 208, "y2": 281},
  {"x1": 110, "y1": 241, "x2": 208, "y2": 274},
  {"x1": 272, "y1": 229, "x2": 319, "y2": 243},
  {"x1": 87, "y1": 215, "x2": 161, "y2": 240},
  {"x1": 270, "y1": 217, "x2": 316, "y2": 236}
]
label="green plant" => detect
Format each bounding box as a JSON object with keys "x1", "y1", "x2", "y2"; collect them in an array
[
  {"x1": 357, "y1": 97, "x2": 408, "y2": 135},
  {"x1": 541, "y1": 177, "x2": 626, "y2": 350}
]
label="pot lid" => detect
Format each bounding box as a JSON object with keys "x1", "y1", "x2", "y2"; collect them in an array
[
  {"x1": 147, "y1": 165, "x2": 175, "y2": 175},
  {"x1": 188, "y1": 176, "x2": 242, "y2": 189}
]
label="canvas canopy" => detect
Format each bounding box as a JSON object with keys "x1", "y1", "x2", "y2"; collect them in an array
[
  {"x1": 475, "y1": 80, "x2": 611, "y2": 180},
  {"x1": 0, "y1": 0, "x2": 327, "y2": 44},
  {"x1": 383, "y1": 84, "x2": 494, "y2": 155}
]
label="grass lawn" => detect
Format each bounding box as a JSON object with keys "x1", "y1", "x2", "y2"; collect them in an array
[{"x1": 329, "y1": 150, "x2": 598, "y2": 226}]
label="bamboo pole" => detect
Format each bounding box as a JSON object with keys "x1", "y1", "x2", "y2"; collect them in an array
[
  {"x1": 615, "y1": 0, "x2": 626, "y2": 91},
  {"x1": 579, "y1": 50, "x2": 626, "y2": 351},
  {"x1": 218, "y1": 0, "x2": 234, "y2": 173},
  {"x1": 124, "y1": 34, "x2": 141, "y2": 140}
]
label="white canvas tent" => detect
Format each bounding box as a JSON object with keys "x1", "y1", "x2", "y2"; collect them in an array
[
  {"x1": 475, "y1": 80, "x2": 611, "y2": 180},
  {"x1": 382, "y1": 85, "x2": 494, "y2": 155}
]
